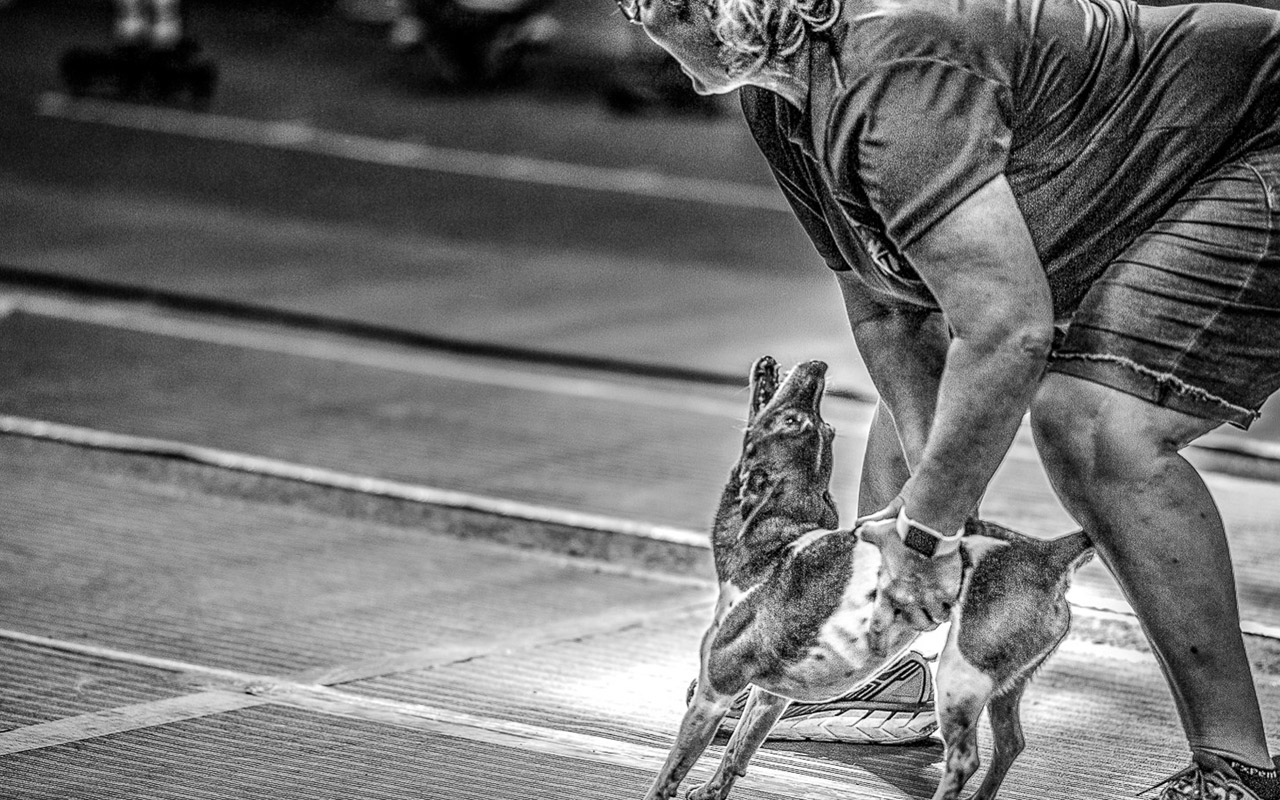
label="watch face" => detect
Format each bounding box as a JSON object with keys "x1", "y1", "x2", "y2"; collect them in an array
[{"x1": 901, "y1": 524, "x2": 939, "y2": 558}]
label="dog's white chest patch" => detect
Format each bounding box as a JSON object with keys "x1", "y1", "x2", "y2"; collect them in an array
[
  {"x1": 816, "y1": 596, "x2": 876, "y2": 659},
  {"x1": 774, "y1": 541, "x2": 884, "y2": 702},
  {"x1": 782, "y1": 591, "x2": 878, "y2": 699}
]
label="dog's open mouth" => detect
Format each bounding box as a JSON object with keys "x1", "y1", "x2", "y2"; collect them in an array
[{"x1": 748, "y1": 356, "x2": 827, "y2": 424}]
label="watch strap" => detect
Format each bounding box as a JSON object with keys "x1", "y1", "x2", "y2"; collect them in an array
[{"x1": 896, "y1": 508, "x2": 963, "y2": 558}]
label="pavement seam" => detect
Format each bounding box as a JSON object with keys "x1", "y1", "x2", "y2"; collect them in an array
[
  {"x1": 0, "y1": 599, "x2": 712, "y2": 755},
  {"x1": 0, "y1": 606, "x2": 884, "y2": 746}
]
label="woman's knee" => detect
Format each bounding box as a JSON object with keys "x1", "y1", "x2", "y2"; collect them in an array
[
  {"x1": 1030, "y1": 374, "x2": 1114, "y2": 480},
  {"x1": 1030, "y1": 372, "x2": 1221, "y2": 484}
]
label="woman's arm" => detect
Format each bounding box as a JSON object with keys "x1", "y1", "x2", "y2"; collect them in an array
[
  {"x1": 839, "y1": 274, "x2": 950, "y2": 466},
  {"x1": 835, "y1": 271, "x2": 950, "y2": 514},
  {"x1": 893, "y1": 174, "x2": 1054, "y2": 537}
]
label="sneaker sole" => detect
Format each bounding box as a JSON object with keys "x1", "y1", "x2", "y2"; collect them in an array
[
  {"x1": 710, "y1": 651, "x2": 939, "y2": 745},
  {"x1": 751, "y1": 707, "x2": 937, "y2": 744}
]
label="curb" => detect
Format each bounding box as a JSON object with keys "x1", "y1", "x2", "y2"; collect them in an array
[
  {"x1": 0, "y1": 417, "x2": 716, "y2": 581},
  {"x1": 7, "y1": 417, "x2": 1280, "y2": 679}
]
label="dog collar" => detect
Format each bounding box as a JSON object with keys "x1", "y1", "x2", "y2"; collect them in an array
[{"x1": 896, "y1": 508, "x2": 963, "y2": 558}]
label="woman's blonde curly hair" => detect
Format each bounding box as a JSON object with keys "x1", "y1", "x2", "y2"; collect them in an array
[{"x1": 710, "y1": 0, "x2": 841, "y2": 75}]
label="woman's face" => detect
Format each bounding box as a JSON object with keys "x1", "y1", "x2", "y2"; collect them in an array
[{"x1": 636, "y1": 0, "x2": 746, "y2": 95}]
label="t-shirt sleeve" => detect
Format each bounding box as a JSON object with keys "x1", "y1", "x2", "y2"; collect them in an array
[
  {"x1": 829, "y1": 58, "x2": 1012, "y2": 250},
  {"x1": 768, "y1": 156, "x2": 855, "y2": 273},
  {"x1": 741, "y1": 87, "x2": 853, "y2": 273}
]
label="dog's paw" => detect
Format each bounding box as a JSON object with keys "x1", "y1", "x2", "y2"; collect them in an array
[
  {"x1": 644, "y1": 782, "x2": 680, "y2": 800},
  {"x1": 686, "y1": 782, "x2": 721, "y2": 800}
]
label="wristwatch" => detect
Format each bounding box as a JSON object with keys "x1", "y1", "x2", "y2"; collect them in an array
[{"x1": 896, "y1": 507, "x2": 963, "y2": 558}]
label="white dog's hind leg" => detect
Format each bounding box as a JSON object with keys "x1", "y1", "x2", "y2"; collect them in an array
[
  {"x1": 931, "y1": 640, "x2": 994, "y2": 800},
  {"x1": 967, "y1": 679, "x2": 1028, "y2": 800}
]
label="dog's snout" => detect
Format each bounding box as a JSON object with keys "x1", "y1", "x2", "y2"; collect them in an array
[{"x1": 792, "y1": 361, "x2": 828, "y2": 390}]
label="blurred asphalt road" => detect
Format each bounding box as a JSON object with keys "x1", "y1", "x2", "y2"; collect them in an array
[
  {"x1": 0, "y1": 0, "x2": 874, "y2": 388},
  {"x1": 2, "y1": 0, "x2": 1277, "y2": 447}
]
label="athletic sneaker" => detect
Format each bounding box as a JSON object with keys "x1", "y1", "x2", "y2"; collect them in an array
[
  {"x1": 695, "y1": 651, "x2": 938, "y2": 745},
  {"x1": 1144, "y1": 754, "x2": 1269, "y2": 800}
]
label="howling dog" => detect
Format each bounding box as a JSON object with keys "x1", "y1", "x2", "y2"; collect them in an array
[{"x1": 644, "y1": 356, "x2": 1092, "y2": 800}]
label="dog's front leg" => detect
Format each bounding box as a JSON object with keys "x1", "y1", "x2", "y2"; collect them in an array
[
  {"x1": 687, "y1": 687, "x2": 790, "y2": 800},
  {"x1": 643, "y1": 678, "x2": 736, "y2": 800}
]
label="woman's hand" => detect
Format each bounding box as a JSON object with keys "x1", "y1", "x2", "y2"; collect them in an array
[
  {"x1": 854, "y1": 496, "x2": 904, "y2": 527},
  {"x1": 856, "y1": 499, "x2": 964, "y2": 632}
]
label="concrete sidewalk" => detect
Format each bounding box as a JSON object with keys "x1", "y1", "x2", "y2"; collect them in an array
[{"x1": 1, "y1": 292, "x2": 1279, "y2": 799}]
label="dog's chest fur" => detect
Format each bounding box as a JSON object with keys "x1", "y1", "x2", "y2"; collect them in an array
[{"x1": 709, "y1": 529, "x2": 886, "y2": 702}]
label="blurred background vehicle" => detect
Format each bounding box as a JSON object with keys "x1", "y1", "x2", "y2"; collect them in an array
[{"x1": 59, "y1": 0, "x2": 218, "y2": 107}]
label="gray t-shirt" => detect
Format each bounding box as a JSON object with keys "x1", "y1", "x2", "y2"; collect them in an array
[{"x1": 744, "y1": 0, "x2": 1280, "y2": 315}]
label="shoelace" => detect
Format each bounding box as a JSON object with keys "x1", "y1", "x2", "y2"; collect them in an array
[
  {"x1": 1138, "y1": 765, "x2": 1251, "y2": 800},
  {"x1": 1139, "y1": 765, "x2": 1199, "y2": 799}
]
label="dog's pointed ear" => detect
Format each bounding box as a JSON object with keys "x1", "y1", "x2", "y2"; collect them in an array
[
  {"x1": 747, "y1": 355, "x2": 779, "y2": 425},
  {"x1": 726, "y1": 462, "x2": 744, "y2": 490},
  {"x1": 818, "y1": 491, "x2": 839, "y2": 530},
  {"x1": 960, "y1": 535, "x2": 1009, "y2": 565},
  {"x1": 738, "y1": 468, "x2": 769, "y2": 518}
]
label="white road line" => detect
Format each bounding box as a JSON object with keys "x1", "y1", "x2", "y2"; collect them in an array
[
  {"x1": 0, "y1": 692, "x2": 266, "y2": 755},
  {"x1": 0, "y1": 628, "x2": 269, "y2": 686},
  {"x1": 35, "y1": 92, "x2": 791, "y2": 212},
  {"x1": 14, "y1": 295, "x2": 764, "y2": 421},
  {"x1": 1070, "y1": 594, "x2": 1280, "y2": 642},
  {"x1": 1243, "y1": 618, "x2": 1280, "y2": 641},
  {"x1": 0, "y1": 414, "x2": 713, "y2": 550}
]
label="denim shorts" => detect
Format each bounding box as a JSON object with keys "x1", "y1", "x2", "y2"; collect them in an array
[{"x1": 1048, "y1": 145, "x2": 1280, "y2": 429}]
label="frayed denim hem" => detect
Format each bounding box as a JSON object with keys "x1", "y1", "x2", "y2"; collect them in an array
[{"x1": 1048, "y1": 351, "x2": 1261, "y2": 429}]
